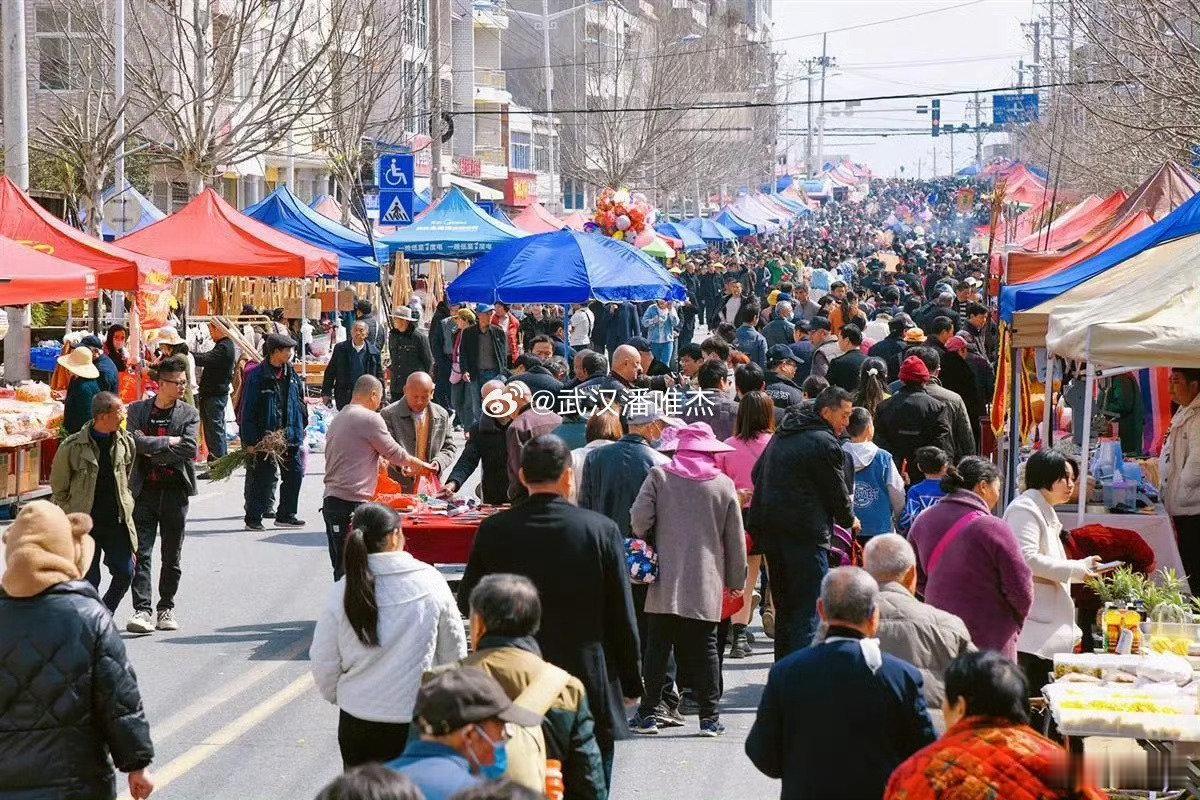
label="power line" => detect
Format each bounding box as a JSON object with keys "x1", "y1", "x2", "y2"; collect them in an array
[
  {"x1": 449, "y1": 76, "x2": 1114, "y2": 117},
  {"x1": 481, "y1": 0, "x2": 989, "y2": 77}
]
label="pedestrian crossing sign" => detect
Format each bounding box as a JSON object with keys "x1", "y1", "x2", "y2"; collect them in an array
[{"x1": 381, "y1": 191, "x2": 413, "y2": 224}]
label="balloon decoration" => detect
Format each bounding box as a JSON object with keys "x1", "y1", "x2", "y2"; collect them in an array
[{"x1": 593, "y1": 187, "x2": 656, "y2": 240}]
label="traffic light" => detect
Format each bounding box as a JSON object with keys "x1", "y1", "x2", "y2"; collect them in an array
[{"x1": 931, "y1": 99, "x2": 941, "y2": 137}]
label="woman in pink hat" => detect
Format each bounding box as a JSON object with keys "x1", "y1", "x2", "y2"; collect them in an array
[{"x1": 628, "y1": 422, "x2": 748, "y2": 738}]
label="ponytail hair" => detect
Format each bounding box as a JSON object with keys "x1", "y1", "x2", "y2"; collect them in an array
[
  {"x1": 854, "y1": 357, "x2": 889, "y2": 417},
  {"x1": 343, "y1": 502, "x2": 401, "y2": 647},
  {"x1": 940, "y1": 456, "x2": 999, "y2": 495}
]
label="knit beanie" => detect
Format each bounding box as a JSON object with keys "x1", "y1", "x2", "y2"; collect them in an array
[
  {"x1": 1, "y1": 500, "x2": 94, "y2": 598},
  {"x1": 898, "y1": 355, "x2": 932, "y2": 385}
]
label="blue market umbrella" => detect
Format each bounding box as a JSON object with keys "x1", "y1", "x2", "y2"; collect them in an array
[
  {"x1": 715, "y1": 209, "x2": 757, "y2": 237},
  {"x1": 681, "y1": 216, "x2": 737, "y2": 244},
  {"x1": 654, "y1": 222, "x2": 707, "y2": 252},
  {"x1": 447, "y1": 230, "x2": 687, "y2": 305}
]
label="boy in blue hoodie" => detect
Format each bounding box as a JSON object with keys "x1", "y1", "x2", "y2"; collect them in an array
[
  {"x1": 899, "y1": 446, "x2": 949, "y2": 534},
  {"x1": 843, "y1": 407, "x2": 905, "y2": 540}
]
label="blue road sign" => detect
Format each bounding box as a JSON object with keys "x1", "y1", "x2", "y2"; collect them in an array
[
  {"x1": 992, "y1": 93, "x2": 1040, "y2": 125},
  {"x1": 377, "y1": 153, "x2": 415, "y2": 225}
]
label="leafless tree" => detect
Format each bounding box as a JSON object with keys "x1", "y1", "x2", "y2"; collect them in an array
[
  {"x1": 72, "y1": 0, "x2": 350, "y2": 196},
  {"x1": 322, "y1": 0, "x2": 432, "y2": 229}
]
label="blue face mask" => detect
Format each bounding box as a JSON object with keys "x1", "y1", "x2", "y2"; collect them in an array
[{"x1": 469, "y1": 725, "x2": 508, "y2": 781}]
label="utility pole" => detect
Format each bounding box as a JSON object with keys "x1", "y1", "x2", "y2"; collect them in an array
[
  {"x1": 429, "y1": 0, "x2": 445, "y2": 200},
  {"x1": 973, "y1": 91, "x2": 983, "y2": 169},
  {"x1": 815, "y1": 33, "x2": 833, "y2": 175},
  {"x1": 113, "y1": 0, "x2": 126, "y2": 204},
  {"x1": 931, "y1": 144, "x2": 938, "y2": 177},
  {"x1": 1031, "y1": 21, "x2": 1042, "y2": 88},
  {"x1": 3, "y1": 0, "x2": 31, "y2": 383},
  {"x1": 804, "y1": 66, "x2": 814, "y2": 176},
  {"x1": 540, "y1": 0, "x2": 556, "y2": 212},
  {"x1": 949, "y1": 131, "x2": 955, "y2": 175}
]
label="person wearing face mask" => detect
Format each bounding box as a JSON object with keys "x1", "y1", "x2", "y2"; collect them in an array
[
  {"x1": 908, "y1": 457, "x2": 1034, "y2": 662},
  {"x1": 387, "y1": 666, "x2": 543, "y2": 799},
  {"x1": 886, "y1": 652, "x2": 1101, "y2": 800},
  {"x1": 458, "y1": 436, "x2": 643, "y2": 790}
]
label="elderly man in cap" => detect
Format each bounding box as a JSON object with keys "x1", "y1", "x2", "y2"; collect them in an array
[
  {"x1": 388, "y1": 666, "x2": 543, "y2": 799},
  {"x1": 240, "y1": 333, "x2": 309, "y2": 532},
  {"x1": 761, "y1": 300, "x2": 795, "y2": 348},
  {"x1": 388, "y1": 305, "x2": 433, "y2": 399},
  {"x1": 459, "y1": 304, "x2": 509, "y2": 419},
  {"x1": 322, "y1": 319, "x2": 385, "y2": 410},
  {"x1": 764, "y1": 345, "x2": 806, "y2": 410}
]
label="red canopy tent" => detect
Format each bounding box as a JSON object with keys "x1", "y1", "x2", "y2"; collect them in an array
[
  {"x1": 1014, "y1": 190, "x2": 1128, "y2": 253},
  {"x1": 511, "y1": 203, "x2": 566, "y2": 234},
  {"x1": 1114, "y1": 161, "x2": 1200, "y2": 222},
  {"x1": 0, "y1": 237, "x2": 99, "y2": 305},
  {"x1": 560, "y1": 212, "x2": 588, "y2": 232},
  {"x1": 0, "y1": 176, "x2": 168, "y2": 291},
  {"x1": 1007, "y1": 211, "x2": 1154, "y2": 285},
  {"x1": 118, "y1": 188, "x2": 337, "y2": 277}
]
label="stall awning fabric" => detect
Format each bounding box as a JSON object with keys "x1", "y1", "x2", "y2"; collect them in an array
[
  {"x1": 716, "y1": 209, "x2": 757, "y2": 237},
  {"x1": 1115, "y1": 161, "x2": 1200, "y2": 222},
  {"x1": 379, "y1": 187, "x2": 526, "y2": 259},
  {"x1": 447, "y1": 230, "x2": 687, "y2": 305},
  {"x1": 311, "y1": 195, "x2": 369, "y2": 234},
  {"x1": 655, "y1": 222, "x2": 706, "y2": 252},
  {"x1": 560, "y1": 212, "x2": 588, "y2": 232},
  {"x1": 1010, "y1": 193, "x2": 1105, "y2": 251},
  {"x1": 118, "y1": 187, "x2": 337, "y2": 278},
  {"x1": 681, "y1": 216, "x2": 737, "y2": 244},
  {"x1": 0, "y1": 237, "x2": 99, "y2": 305},
  {"x1": 1007, "y1": 211, "x2": 1153, "y2": 287},
  {"x1": 640, "y1": 235, "x2": 675, "y2": 259},
  {"x1": 511, "y1": 203, "x2": 566, "y2": 234},
  {"x1": 1001, "y1": 188, "x2": 1200, "y2": 321},
  {"x1": 244, "y1": 187, "x2": 379, "y2": 282},
  {"x1": 1044, "y1": 232, "x2": 1200, "y2": 368},
  {"x1": 0, "y1": 176, "x2": 168, "y2": 292}
]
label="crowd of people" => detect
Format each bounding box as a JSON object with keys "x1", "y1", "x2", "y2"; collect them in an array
[{"x1": 5, "y1": 176, "x2": 1158, "y2": 800}]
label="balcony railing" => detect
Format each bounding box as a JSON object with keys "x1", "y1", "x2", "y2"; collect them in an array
[
  {"x1": 475, "y1": 69, "x2": 507, "y2": 90},
  {"x1": 476, "y1": 147, "x2": 507, "y2": 167}
]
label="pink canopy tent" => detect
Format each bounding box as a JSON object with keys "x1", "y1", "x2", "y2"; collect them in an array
[{"x1": 512, "y1": 203, "x2": 567, "y2": 234}]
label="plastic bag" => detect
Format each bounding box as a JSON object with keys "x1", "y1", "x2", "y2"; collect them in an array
[{"x1": 1091, "y1": 439, "x2": 1123, "y2": 481}]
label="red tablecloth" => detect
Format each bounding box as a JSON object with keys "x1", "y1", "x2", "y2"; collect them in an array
[{"x1": 402, "y1": 514, "x2": 484, "y2": 565}]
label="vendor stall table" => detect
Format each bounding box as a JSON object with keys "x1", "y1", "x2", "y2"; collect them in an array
[
  {"x1": 0, "y1": 441, "x2": 49, "y2": 511},
  {"x1": 1061, "y1": 507, "x2": 1185, "y2": 585},
  {"x1": 401, "y1": 510, "x2": 497, "y2": 565}
]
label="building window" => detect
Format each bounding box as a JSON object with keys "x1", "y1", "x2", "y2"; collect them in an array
[
  {"x1": 170, "y1": 182, "x2": 190, "y2": 213},
  {"x1": 510, "y1": 132, "x2": 532, "y2": 172},
  {"x1": 562, "y1": 179, "x2": 585, "y2": 210},
  {"x1": 35, "y1": 6, "x2": 92, "y2": 90},
  {"x1": 534, "y1": 133, "x2": 550, "y2": 173},
  {"x1": 222, "y1": 176, "x2": 238, "y2": 206}
]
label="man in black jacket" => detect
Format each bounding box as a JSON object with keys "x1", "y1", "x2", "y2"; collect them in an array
[
  {"x1": 749, "y1": 388, "x2": 857, "y2": 661},
  {"x1": 459, "y1": 305, "x2": 509, "y2": 408},
  {"x1": 0, "y1": 501, "x2": 156, "y2": 800},
  {"x1": 764, "y1": 345, "x2": 806, "y2": 409},
  {"x1": 443, "y1": 379, "x2": 511, "y2": 504},
  {"x1": 825, "y1": 324, "x2": 867, "y2": 393},
  {"x1": 874, "y1": 355, "x2": 956, "y2": 483},
  {"x1": 193, "y1": 321, "x2": 238, "y2": 461},
  {"x1": 321, "y1": 320, "x2": 384, "y2": 409},
  {"x1": 459, "y1": 436, "x2": 642, "y2": 788},
  {"x1": 387, "y1": 306, "x2": 433, "y2": 398},
  {"x1": 868, "y1": 314, "x2": 915, "y2": 384}
]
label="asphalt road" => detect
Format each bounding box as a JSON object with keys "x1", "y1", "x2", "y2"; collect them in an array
[{"x1": 95, "y1": 453, "x2": 780, "y2": 800}]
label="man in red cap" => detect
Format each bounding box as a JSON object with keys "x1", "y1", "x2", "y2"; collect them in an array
[{"x1": 874, "y1": 356, "x2": 956, "y2": 484}]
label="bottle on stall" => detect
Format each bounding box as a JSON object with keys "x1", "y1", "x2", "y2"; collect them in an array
[
  {"x1": 1104, "y1": 602, "x2": 1125, "y2": 653},
  {"x1": 546, "y1": 759, "x2": 564, "y2": 800}
]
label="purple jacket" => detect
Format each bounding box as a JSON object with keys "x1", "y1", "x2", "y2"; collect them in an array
[{"x1": 908, "y1": 490, "x2": 1033, "y2": 661}]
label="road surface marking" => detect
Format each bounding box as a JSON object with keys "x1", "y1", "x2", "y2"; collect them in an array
[
  {"x1": 119, "y1": 672, "x2": 315, "y2": 799},
  {"x1": 148, "y1": 636, "x2": 310, "y2": 741}
]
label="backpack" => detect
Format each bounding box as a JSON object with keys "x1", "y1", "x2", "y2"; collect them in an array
[
  {"x1": 502, "y1": 662, "x2": 574, "y2": 794},
  {"x1": 828, "y1": 524, "x2": 862, "y2": 567}
]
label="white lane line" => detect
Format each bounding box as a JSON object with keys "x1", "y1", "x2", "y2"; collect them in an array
[
  {"x1": 118, "y1": 672, "x2": 315, "y2": 799},
  {"x1": 148, "y1": 637, "x2": 310, "y2": 741}
]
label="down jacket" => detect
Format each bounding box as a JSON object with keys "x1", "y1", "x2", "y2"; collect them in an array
[
  {"x1": 875, "y1": 582, "x2": 976, "y2": 708},
  {"x1": 0, "y1": 581, "x2": 153, "y2": 800}
]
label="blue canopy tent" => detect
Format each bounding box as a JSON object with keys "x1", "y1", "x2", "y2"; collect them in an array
[
  {"x1": 655, "y1": 221, "x2": 706, "y2": 252},
  {"x1": 770, "y1": 194, "x2": 809, "y2": 214},
  {"x1": 378, "y1": 186, "x2": 526, "y2": 259},
  {"x1": 447, "y1": 230, "x2": 687, "y2": 304},
  {"x1": 244, "y1": 186, "x2": 379, "y2": 282},
  {"x1": 715, "y1": 208, "x2": 757, "y2": 237},
  {"x1": 956, "y1": 164, "x2": 981, "y2": 177},
  {"x1": 86, "y1": 182, "x2": 166, "y2": 240},
  {"x1": 1000, "y1": 190, "x2": 1200, "y2": 321},
  {"x1": 484, "y1": 202, "x2": 515, "y2": 226},
  {"x1": 681, "y1": 216, "x2": 737, "y2": 244}
]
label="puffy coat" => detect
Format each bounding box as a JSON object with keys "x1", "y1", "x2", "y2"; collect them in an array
[
  {"x1": 885, "y1": 716, "x2": 1105, "y2": 800},
  {"x1": 748, "y1": 404, "x2": 855, "y2": 552},
  {"x1": 874, "y1": 385, "x2": 955, "y2": 483},
  {"x1": 875, "y1": 582, "x2": 976, "y2": 708},
  {"x1": 0, "y1": 581, "x2": 153, "y2": 799}
]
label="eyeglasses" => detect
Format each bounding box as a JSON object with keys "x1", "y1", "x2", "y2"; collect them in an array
[{"x1": 160, "y1": 378, "x2": 188, "y2": 387}]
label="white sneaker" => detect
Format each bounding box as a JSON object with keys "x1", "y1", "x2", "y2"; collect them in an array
[
  {"x1": 126, "y1": 611, "x2": 155, "y2": 634},
  {"x1": 156, "y1": 609, "x2": 179, "y2": 631}
]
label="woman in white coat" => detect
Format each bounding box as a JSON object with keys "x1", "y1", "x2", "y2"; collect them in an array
[
  {"x1": 1003, "y1": 450, "x2": 1100, "y2": 695},
  {"x1": 310, "y1": 502, "x2": 467, "y2": 768}
]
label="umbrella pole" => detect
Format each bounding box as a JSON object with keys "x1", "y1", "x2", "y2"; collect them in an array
[
  {"x1": 1077, "y1": 358, "x2": 1095, "y2": 520},
  {"x1": 1042, "y1": 352, "x2": 1055, "y2": 448}
]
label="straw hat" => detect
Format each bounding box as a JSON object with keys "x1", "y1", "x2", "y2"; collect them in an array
[
  {"x1": 902, "y1": 327, "x2": 927, "y2": 344},
  {"x1": 57, "y1": 346, "x2": 99, "y2": 379},
  {"x1": 391, "y1": 306, "x2": 416, "y2": 321},
  {"x1": 155, "y1": 327, "x2": 186, "y2": 346}
]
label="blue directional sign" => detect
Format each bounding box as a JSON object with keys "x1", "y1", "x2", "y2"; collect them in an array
[
  {"x1": 378, "y1": 153, "x2": 415, "y2": 225},
  {"x1": 992, "y1": 93, "x2": 1040, "y2": 126}
]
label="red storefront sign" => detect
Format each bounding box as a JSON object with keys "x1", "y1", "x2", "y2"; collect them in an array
[
  {"x1": 455, "y1": 156, "x2": 482, "y2": 179},
  {"x1": 505, "y1": 172, "x2": 537, "y2": 207}
]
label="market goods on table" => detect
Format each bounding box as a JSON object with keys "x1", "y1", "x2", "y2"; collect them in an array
[{"x1": 0, "y1": 384, "x2": 63, "y2": 447}]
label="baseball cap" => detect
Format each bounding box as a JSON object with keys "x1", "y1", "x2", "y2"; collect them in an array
[
  {"x1": 626, "y1": 336, "x2": 652, "y2": 353},
  {"x1": 414, "y1": 667, "x2": 543, "y2": 736},
  {"x1": 476, "y1": 303, "x2": 494, "y2": 314},
  {"x1": 809, "y1": 316, "x2": 832, "y2": 332},
  {"x1": 767, "y1": 344, "x2": 802, "y2": 366},
  {"x1": 78, "y1": 335, "x2": 104, "y2": 350}
]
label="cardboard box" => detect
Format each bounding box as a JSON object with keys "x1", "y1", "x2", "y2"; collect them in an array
[
  {"x1": 283, "y1": 297, "x2": 322, "y2": 320},
  {"x1": 317, "y1": 289, "x2": 356, "y2": 313},
  {"x1": 17, "y1": 444, "x2": 40, "y2": 495},
  {"x1": 0, "y1": 451, "x2": 12, "y2": 500}
]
